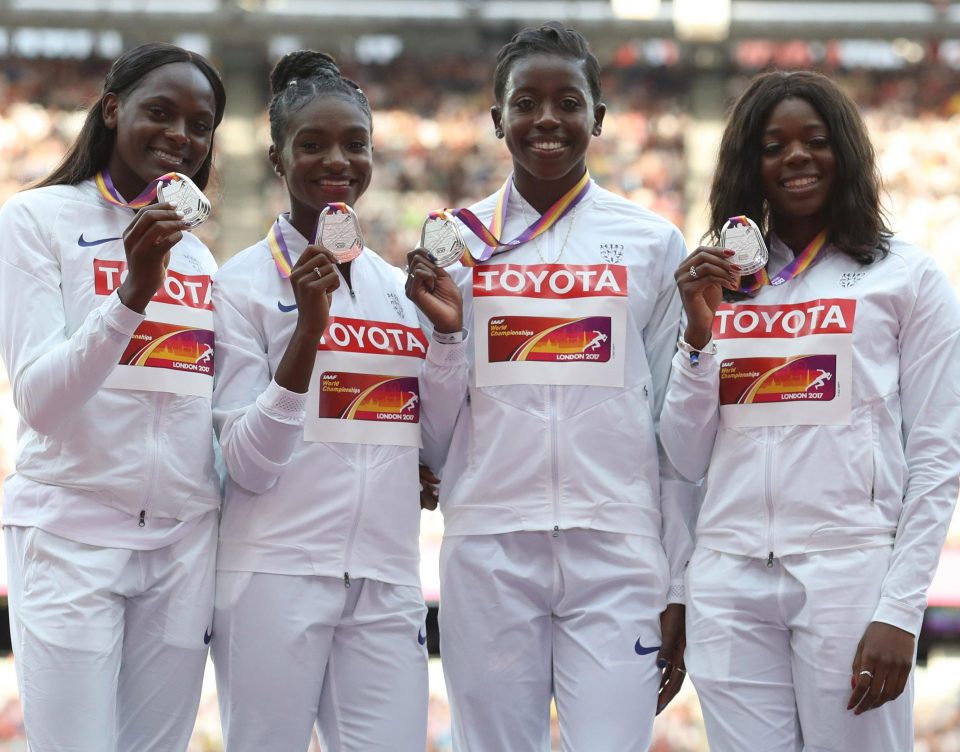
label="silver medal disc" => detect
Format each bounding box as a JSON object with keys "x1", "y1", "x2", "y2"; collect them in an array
[
  {"x1": 317, "y1": 205, "x2": 364, "y2": 263},
  {"x1": 156, "y1": 173, "x2": 211, "y2": 230},
  {"x1": 720, "y1": 217, "x2": 768, "y2": 275},
  {"x1": 420, "y1": 214, "x2": 466, "y2": 268}
]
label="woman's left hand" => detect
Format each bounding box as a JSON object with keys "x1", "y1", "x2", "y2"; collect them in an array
[
  {"x1": 847, "y1": 621, "x2": 915, "y2": 714},
  {"x1": 405, "y1": 249, "x2": 463, "y2": 335},
  {"x1": 656, "y1": 603, "x2": 687, "y2": 714},
  {"x1": 419, "y1": 464, "x2": 441, "y2": 511}
]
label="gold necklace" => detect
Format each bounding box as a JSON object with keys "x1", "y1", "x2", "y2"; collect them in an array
[{"x1": 518, "y1": 198, "x2": 579, "y2": 264}]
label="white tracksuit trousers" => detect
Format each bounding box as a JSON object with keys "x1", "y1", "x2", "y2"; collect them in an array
[
  {"x1": 439, "y1": 529, "x2": 669, "y2": 752},
  {"x1": 211, "y1": 572, "x2": 428, "y2": 752},
  {"x1": 685, "y1": 546, "x2": 914, "y2": 752},
  {"x1": 4, "y1": 520, "x2": 216, "y2": 752}
]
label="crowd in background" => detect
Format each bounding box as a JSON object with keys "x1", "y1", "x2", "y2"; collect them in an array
[{"x1": 0, "y1": 52, "x2": 959, "y2": 751}]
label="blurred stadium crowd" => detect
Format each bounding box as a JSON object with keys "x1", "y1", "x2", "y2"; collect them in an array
[{"x1": 0, "y1": 50, "x2": 959, "y2": 751}]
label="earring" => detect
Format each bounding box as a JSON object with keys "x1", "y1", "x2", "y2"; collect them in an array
[{"x1": 495, "y1": 128, "x2": 504, "y2": 139}]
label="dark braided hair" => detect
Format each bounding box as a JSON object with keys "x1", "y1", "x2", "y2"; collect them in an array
[
  {"x1": 268, "y1": 50, "x2": 372, "y2": 149},
  {"x1": 35, "y1": 43, "x2": 226, "y2": 191},
  {"x1": 708, "y1": 70, "x2": 890, "y2": 266},
  {"x1": 493, "y1": 21, "x2": 602, "y2": 106}
]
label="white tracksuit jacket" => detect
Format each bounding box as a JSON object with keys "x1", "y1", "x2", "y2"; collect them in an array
[
  {"x1": 0, "y1": 180, "x2": 221, "y2": 530},
  {"x1": 212, "y1": 216, "x2": 467, "y2": 587},
  {"x1": 661, "y1": 235, "x2": 960, "y2": 636},
  {"x1": 434, "y1": 181, "x2": 697, "y2": 599}
]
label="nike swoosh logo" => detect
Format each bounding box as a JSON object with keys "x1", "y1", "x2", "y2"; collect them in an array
[
  {"x1": 634, "y1": 638, "x2": 660, "y2": 656},
  {"x1": 418, "y1": 628, "x2": 426, "y2": 646},
  {"x1": 204, "y1": 628, "x2": 213, "y2": 645},
  {"x1": 277, "y1": 301, "x2": 298, "y2": 313},
  {"x1": 78, "y1": 233, "x2": 122, "y2": 247}
]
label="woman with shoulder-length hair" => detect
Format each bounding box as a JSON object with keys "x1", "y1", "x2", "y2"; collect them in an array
[
  {"x1": 661, "y1": 69, "x2": 960, "y2": 751},
  {"x1": 0, "y1": 42, "x2": 226, "y2": 751}
]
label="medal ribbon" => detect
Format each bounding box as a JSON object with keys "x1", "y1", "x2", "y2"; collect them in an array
[
  {"x1": 268, "y1": 204, "x2": 353, "y2": 278},
  {"x1": 738, "y1": 227, "x2": 829, "y2": 294},
  {"x1": 267, "y1": 218, "x2": 296, "y2": 279},
  {"x1": 449, "y1": 171, "x2": 591, "y2": 267},
  {"x1": 94, "y1": 169, "x2": 180, "y2": 210}
]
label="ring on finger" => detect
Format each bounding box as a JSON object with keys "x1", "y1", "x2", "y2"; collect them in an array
[
  {"x1": 676, "y1": 667, "x2": 686, "y2": 674},
  {"x1": 314, "y1": 266, "x2": 323, "y2": 279},
  {"x1": 689, "y1": 265, "x2": 698, "y2": 278},
  {"x1": 859, "y1": 670, "x2": 874, "y2": 680}
]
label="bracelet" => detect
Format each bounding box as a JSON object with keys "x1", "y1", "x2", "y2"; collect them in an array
[
  {"x1": 677, "y1": 335, "x2": 717, "y2": 367},
  {"x1": 432, "y1": 328, "x2": 466, "y2": 345}
]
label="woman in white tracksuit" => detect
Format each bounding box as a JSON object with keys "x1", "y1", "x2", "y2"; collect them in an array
[
  {"x1": 661, "y1": 70, "x2": 960, "y2": 751},
  {"x1": 210, "y1": 51, "x2": 466, "y2": 752},
  {"x1": 430, "y1": 23, "x2": 696, "y2": 752},
  {"x1": 0, "y1": 44, "x2": 226, "y2": 751}
]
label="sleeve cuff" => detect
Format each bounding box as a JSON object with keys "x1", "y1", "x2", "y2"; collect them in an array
[
  {"x1": 427, "y1": 330, "x2": 469, "y2": 366},
  {"x1": 668, "y1": 582, "x2": 685, "y2": 605},
  {"x1": 104, "y1": 290, "x2": 147, "y2": 337},
  {"x1": 872, "y1": 596, "x2": 924, "y2": 637},
  {"x1": 256, "y1": 379, "x2": 307, "y2": 425}
]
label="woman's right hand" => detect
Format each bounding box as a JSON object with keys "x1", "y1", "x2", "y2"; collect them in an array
[
  {"x1": 117, "y1": 202, "x2": 189, "y2": 313},
  {"x1": 674, "y1": 246, "x2": 741, "y2": 350},
  {"x1": 290, "y1": 245, "x2": 341, "y2": 344}
]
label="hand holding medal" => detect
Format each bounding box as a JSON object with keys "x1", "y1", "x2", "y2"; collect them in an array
[
  {"x1": 405, "y1": 247, "x2": 463, "y2": 336},
  {"x1": 95, "y1": 169, "x2": 212, "y2": 313},
  {"x1": 674, "y1": 222, "x2": 747, "y2": 350}
]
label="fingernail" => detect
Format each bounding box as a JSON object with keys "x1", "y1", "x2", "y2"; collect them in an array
[
  {"x1": 730, "y1": 264, "x2": 742, "y2": 271},
  {"x1": 657, "y1": 659, "x2": 667, "y2": 669},
  {"x1": 723, "y1": 249, "x2": 735, "y2": 256},
  {"x1": 176, "y1": 210, "x2": 185, "y2": 218}
]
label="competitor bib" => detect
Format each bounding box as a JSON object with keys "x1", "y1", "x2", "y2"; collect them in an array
[
  {"x1": 473, "y1": 264, "x2": 628, "y2": 387},
  {"x1": 713, "y1": 298, "x2": 856, "y2": 427},
  {"x1": 94, "y1": 259, "x2": 214, "y2": 398},
  {"x1": 305, "y1": 316, "x2": 428, "y2": 447}
]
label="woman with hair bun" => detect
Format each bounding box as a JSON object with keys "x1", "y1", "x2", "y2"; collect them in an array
[
  {"x1": 210, "y1": 50, "x2": 465, "y2": 751},
  {"x1": 0, "y1": 42, "x2": 226, "y2": 751}
]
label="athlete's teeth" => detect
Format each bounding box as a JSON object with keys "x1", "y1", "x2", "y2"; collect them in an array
[{"x1": 152, "y1": 149, "x2": 182, "y2": 163}]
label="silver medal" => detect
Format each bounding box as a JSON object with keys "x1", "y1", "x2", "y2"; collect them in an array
[
  {"x1": 317, "y1": 204, "x2": 364, "y2": 263},
  {"x1": 720, "y1": 216, "x2": 768, "y2": 275},
  {"x1": 156, "y1": 173, "x2": 211, "y2": 230},
  {"x1": 420, "y1": 213, "x2": 466, "y2": 268}
]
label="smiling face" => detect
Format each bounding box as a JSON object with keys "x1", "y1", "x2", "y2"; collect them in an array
[
  {"x1": 102, "y1": 61, "x2": 217, "y2": 201},
  {"x1": 269, "y1": 94, "x2": 373, "y2": 239},
  {"x1": 492, "y1": 53, "x2": 604, "y2": 210},
  {"x1": 759, "y1": 96, "x2": 836, "y2": 247}
]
